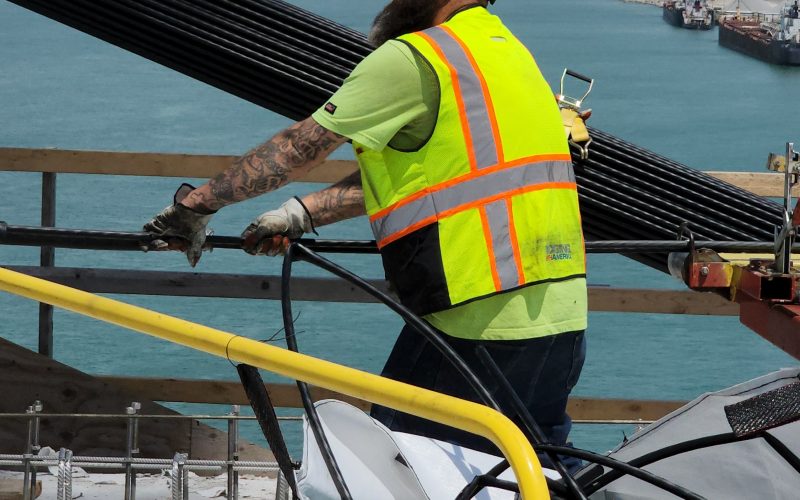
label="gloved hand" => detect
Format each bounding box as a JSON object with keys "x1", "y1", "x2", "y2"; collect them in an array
[
  {"x1": 143, "y1": 183, "x2": 215, "y2": 267},
  {"x1": 241, "y1": 197, "x2": 316, "y2": 255}
]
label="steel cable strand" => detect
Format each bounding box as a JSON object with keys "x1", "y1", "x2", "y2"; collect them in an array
[
  {"x1": 18, "y1": 0, "x2": 324, "y2": 118},
  {"x1": 170, "y1": 0, "x2": 357, "y2": 80},
  {"x1": 239, "y1": 0, "x2": 373, "y2": 50},
  {"x1": 578, "y1": 172, "x2": 742, "y2": 242},
  {"x1": 186, "y1": 0, "x2": 360, "y2": 75},
  {"x1": 576, "y1": 151, "x2": 778, "y2": 240},
  {"x1": 215, "y1": 0, "x2": 372, "y2": 61},
  {"x1": 580, "y1": 142, "x2": 783, "y2": 233},
  {"x1": 115, "y1": 0, "x2": 340, "y2": 94},
  {"x1": 21, "y1": 0, "x2": 340, "y2": 112},
  {"x1": 588, "y1": 128, "x2": 784, "y2": 216},
  {"x1": 577, "y1": 180, "x2": 722, "y2": 241},
  {"x1": 137, "y1": 0, "x2": 354, "y2": 84}
]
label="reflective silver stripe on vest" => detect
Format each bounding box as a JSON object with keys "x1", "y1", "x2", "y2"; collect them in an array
[
  {"x1": 484, "y1": 200, "x2": 521, "y2": 289},
  {"x1": 371, "y1": 160, "x2": 575, "y2": 244},
  {"x1": 424, "y1": 26, "x2": 498, "y2": 169}
]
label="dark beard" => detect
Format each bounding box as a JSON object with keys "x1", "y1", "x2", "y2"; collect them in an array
[{"x1": 368, "y1": 0, "x2": 447, "y2": 47}]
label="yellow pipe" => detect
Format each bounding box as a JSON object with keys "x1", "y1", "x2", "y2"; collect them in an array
[{"x1": 0, "y1": 267, "x2": 549, "y2": 499}]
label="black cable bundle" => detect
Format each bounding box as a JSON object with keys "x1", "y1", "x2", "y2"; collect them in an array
[{"x1": 7, "y1": 0, "x2": 786, "y2": 274}]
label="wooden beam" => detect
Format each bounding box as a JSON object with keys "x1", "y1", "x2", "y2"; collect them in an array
[
  {"x1": 705, "y1": 172, "x2": 783, "y2": 197},
  {"x1": 0, "y1": 148, "x2": 781, "y2": 197},
  {"x1": 0, "y1": 338, "x2": 272, "y2": 461},
  {"x1": 5, "y1": 266, "x2": 739, "y2": 315},
  {"x1": 100, "y1": 376, "x2": 686, "y2": 422},
  {"x1": 0, "y1": 148, "x2": 358, "y2": 183},
  {"x1": 4, "y1": 266, "x2": 390, "y2": 302},
  {"x1": 588, "y1": 287, "x2": 738, "y2": 316}
]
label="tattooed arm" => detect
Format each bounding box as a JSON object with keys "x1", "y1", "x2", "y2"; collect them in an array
[
  {"x1": 301, "y1": 171, "x2": 365, "y2": 227},
  {"x1": 181, "y1": 117, "x2": 348, "y2": 212},
  {"x1": 144, "y1": 117, "x2": 350, "y2": 265}
]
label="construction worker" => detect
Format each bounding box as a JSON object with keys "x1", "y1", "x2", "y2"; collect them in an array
[{"x1": 144, "y1": 0, "x2": 587, "y2": 473}]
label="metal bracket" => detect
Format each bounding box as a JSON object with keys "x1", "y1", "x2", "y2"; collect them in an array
[{"x1": 770, "y1": 142, "x2": 800, "y2": 273}]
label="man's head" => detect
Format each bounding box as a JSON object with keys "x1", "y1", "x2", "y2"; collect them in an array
[{"x1": 368, "y1": 0, "x2": 491, "y2": 47}]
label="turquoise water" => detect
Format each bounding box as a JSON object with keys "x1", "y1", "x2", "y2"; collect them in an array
[{"x1": 0, "y1": 0, "x2": 797, "y2": 457}]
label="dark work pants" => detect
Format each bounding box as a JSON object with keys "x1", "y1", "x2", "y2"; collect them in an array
[{"x1": 370, "y1": 326, "x2": 587, "y2": 473}]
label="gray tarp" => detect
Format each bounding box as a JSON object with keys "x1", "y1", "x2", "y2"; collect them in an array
[{"x1": 585, "y1": 368, "x2": 800, "y2": 499}]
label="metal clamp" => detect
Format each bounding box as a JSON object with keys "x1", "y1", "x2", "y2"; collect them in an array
[
  {"x1": 556, "y1": 68, "x2": 595, "y2": 160},
  {"x1": 557, "y1": 68, "x2": 594, "y2": 111}
]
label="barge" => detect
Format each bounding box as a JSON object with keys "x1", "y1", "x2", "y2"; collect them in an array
[{"x1": 719, "y1": 2, "x2": 800, "y2": 64}]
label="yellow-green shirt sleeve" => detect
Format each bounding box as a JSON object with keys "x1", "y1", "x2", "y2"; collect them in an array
[{"x1": 312, "y1": 41, "x2": 431, "y2": 151}]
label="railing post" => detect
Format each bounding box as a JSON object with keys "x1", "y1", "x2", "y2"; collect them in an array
[
  {"x1": 124, "y1": 402, "x2": 141, "y2": 500},
  {"x1": 227, "y1": 405, "x2": 240, "y2": 500},
  {"x1": 38, "y1": 172, "x2": 56, "y2": 357}
]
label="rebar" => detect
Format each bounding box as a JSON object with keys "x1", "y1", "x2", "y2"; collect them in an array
[{"x1": 56, "y1": 448, "x2": 73, "y2": 500}]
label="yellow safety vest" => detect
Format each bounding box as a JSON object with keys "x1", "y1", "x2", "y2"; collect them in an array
[{"x1": 354, "y1": 7, "x2": 586, "y2": 316}]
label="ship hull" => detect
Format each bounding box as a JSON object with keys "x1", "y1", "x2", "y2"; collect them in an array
[
  {"x1": 682, "y1": 12, "x2": 714, "y2": 30},
  {"x1": 719, "y1": 22, "x2": 800, "y2": 65},
  {"x1": 663, "y1": 6, "x2": 685, "y2": 27}
]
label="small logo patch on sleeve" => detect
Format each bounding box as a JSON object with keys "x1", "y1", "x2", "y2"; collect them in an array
[{"x1": 324, "y1": 102, "x2": 337, "y2": 115}]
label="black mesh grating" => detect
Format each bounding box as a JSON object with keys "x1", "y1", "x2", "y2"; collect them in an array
[{"x1": 724, "y1": 381, "x2": 800, "y2": 438}]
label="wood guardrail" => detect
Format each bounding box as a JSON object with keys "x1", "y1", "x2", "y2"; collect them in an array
[
  {"x1": 100, "y1": 376, "x2": 685, "y2": 423},
  {"x1": 0, "y1": 147, "x2": 357, "y2": 183},
  {"x1": 5, "y1": 265, "x2": 739, "y2": 315},
  {"x1": 0, "y1": 147, "x2": 748, "y2": 426},
  {"x1": 0, "y1": 147, "x2": 786, "y2": 196}
]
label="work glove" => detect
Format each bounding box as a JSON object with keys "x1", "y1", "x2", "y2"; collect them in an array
[
  {"x1": 241, "y1": 197, "x2": 316, "y2": 256},
  {"x1": 143, "y1": 183, "x2": 215, "y2": 267}
]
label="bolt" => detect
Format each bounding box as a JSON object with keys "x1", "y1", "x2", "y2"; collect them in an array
[{"x1": 700, "y1": 266, "x2": 709, "y2": 276}]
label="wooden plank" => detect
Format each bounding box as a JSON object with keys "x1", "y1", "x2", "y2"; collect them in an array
[
  {"x1": 100, "y1": 376, "x2": 686, "y2": 422},
  {"x1": 4, "y1": 266, "x2": 390, "y2": 302},
  {"x1": 0, "y1": 337, "x2": 272, "y2": 462},
  {"x1": 0, "y1": 148, "x2": 784, "y2": 196},
  {"x1": 5, "y1": 266, "x2": 739, "y2": 315},
  {"x1": 588, "y1": 287, "x2": 739, "y2": 316},
  {"x1": 101, "y1": 376, "x2": 370, "y2": 411},
  {"x1": 0, "y1": 148, "x2": 358, "y2": 183},
  {"x1": 0, "y1": 479, "x2": 41, "y2": 499},
  {"x1": 706, "y1": 171, "x2": 783, "y2": 197}
]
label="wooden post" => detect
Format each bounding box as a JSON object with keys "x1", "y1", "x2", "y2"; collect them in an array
[{"x1": 38, "y1": 172, "x2": 55, "y2": 358}]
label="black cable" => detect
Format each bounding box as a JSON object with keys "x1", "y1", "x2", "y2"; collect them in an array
[
  {"x1": 762, "y1": 431, "x2": 800, "y2": 474},
  {"x1": 581, "y1": 432, "x2": 744, "y2": 495},
  {"x1": 469, "y1": 346, "x2": 588, "y2": 500},
  {"x1": 285, "y1": 242, "x2": 706, "y2": 500},
  {"x1": 280, "y1": 245, "x2": 353, "y2": 500},
  {"x1": 236, "y1": 364, "x2": 300, "y2": 499},
  {"x1": 289, "y1": 242, "x2": 503, "y2": 412},
  {"x1": 537, "y1": 445, "x2": 706, "y2": 500}
]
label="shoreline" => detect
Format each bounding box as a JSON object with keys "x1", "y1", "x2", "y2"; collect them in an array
[{"x1": 622, "y1": 0, "x2": 662, "y2": 6}]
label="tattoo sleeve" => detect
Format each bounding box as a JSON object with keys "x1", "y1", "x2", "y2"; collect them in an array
[
  {"x1": 184, "y1": 117, "x2": 347, "y2": 212},
  {"x1": 302, "y1": 171, "x2": 366, "y2": 227}
]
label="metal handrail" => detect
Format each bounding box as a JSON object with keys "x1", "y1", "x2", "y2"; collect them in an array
[{"x1": 0, "y1": 267, "x2": 549, "y2": 499}]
